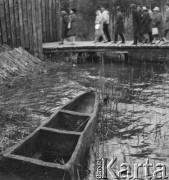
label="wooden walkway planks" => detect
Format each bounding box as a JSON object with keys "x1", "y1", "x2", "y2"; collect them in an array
[
  {"x1": 43, "y1": 40, "x2": 169, "y2": 53},
  {"x1": 42, "y1": 40, "x2": 169, "y2": 63}
]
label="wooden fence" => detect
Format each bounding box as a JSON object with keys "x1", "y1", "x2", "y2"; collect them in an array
[
  {"x1": 41, "y1": 0, "x2": 61, "y2": 43},
  {"x1": 0, "y1": 0, "x2": 60, "y2": 58}
]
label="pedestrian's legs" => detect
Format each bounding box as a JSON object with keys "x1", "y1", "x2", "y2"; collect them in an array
[
  {"x1": 149, "y1": 31, "x2": 153, "y2": 42},
  {"x1": 98, "y1": 36, "x2": 103, "y2": 42},
  {"x1": 152, "y1": 35, "x2": 157, "y2": 43},
  {"x1": 70, "y1": 36, "x2": 76, "y2": 45},
  {"x1": 103, "y1": 23, "x2": 111, "y2": 42},
  {"x1": 119, "y1": 34, "x2": 125, "y2": 43},
  {"x1": 143, "y1": 33, "x2": 149, "y2": 43},
  {"x1": 102, "y1": 33, "x2": 108, "y2": 42},
  {"x1": 59, "y1": 38, "x2": 64, "y2": 45},
  {"x1": 138, "y1": 33, "x2": 143, "y2": 42},
  {"x1": 164, "y1": 29, "x2": 169, "y2": 38},
  {"x1": 114, "y1": 34, "x2": 118, "y2": 43},
  {"x1": 73, "y1": 36, "x2": 75, "y2": 42},
  {"x1": 162, "y1": 29, "x2": 169, "y2": 41},
  {"x1": 94, "y1": 35, "x2": 98, "y2": 43},
  {"x1": 133, "y1": 31, "x2": 138, "y2": 44}
]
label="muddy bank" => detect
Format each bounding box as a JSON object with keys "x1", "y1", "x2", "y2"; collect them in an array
[{"x1": 0, "y1": 46, "x2": 42, "y2": 84}]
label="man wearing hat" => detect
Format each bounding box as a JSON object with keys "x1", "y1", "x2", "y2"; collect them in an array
[
  {"x1": 114, "y1": 6, "x2": 125, "y2": 44},
  {"x1": 130, "y1": 4, "x2": 140, "y2": 45},
  {"x1": 152, "y1": 7, "x2": 163, "y2": 42},
  {"x1": 140, "y1": 7, "x2": 151, "y2": 43}
]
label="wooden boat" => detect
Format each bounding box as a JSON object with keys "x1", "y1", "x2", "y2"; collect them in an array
[{"x1": 1, "y1": 91, "x2": 99, "y2": 180}]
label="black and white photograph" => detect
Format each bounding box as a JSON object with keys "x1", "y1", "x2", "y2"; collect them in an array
[{"x1": 0, "y1": 0, "x2": 169, "y2": 179}]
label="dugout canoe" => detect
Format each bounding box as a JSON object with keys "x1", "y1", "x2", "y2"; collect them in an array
[{"x1": 1, "y1": 91, "x2": 99, "y2": 180}]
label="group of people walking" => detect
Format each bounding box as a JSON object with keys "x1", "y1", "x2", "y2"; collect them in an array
[
  {"x1": 60, "y1": 3, "x2": 169, "y2": 45},
  {"x1": 130, "y1": 4, "x2": 164, "y2": 45},
  {"x1": 95, "y1": 6, "x2": 125, "y2": 44},
  {"x1": 95, "y1": 3, "x2": 169, "y2": 45}
]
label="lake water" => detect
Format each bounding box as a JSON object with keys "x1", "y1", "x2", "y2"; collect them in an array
[{"x1": 1, "y1": 61, "x2": 169, "y2": 179}]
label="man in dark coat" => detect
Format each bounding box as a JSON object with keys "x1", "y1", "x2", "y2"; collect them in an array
[
  {"x1": 162, "y1": 3, "x2": 169, "y2": 42},
  {"x1": 67, "y1": 8, "x2": 77, "y2": 45},
  {"x1": 147, "y1": 6, "x2": 154, "y2": 43},
  {"x1": 130, "y1": 4, "x2": 140, "y2": 45},
  {"x1": 140, "y1": 7, "x2": 151, "y2": 43},
  {"x1": 114, "y1": 6, "x2": 125, "y2": 44},
  {"x1": 60, "y1": 11, "x2": 69, "y2": 45},
  {"x1": 137, "y1": 5, "x2": 144, "y2": 42}
]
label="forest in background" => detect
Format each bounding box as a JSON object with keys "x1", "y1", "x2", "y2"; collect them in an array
[{"x1": 61, "y1": 0, "x2": 168, "y2": 40}]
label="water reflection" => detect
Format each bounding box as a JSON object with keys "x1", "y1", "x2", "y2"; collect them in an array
[{"x1": 87, "y1": 63, "x2": 169, "y2": 180}]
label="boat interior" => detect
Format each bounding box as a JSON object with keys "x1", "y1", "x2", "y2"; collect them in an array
[
  {"x1": 62, "y1": 92, "x2": 95, "y2": 114},
  {"x1": 11, "y1": 129, "x2": 80, "y2": 164},
  {"x1": 45, "y1": 111, "x2": 90, "y2": 132}
]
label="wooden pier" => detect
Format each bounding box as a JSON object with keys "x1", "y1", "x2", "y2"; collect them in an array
[{"x1": 43, "y1": 41, "x2": 169, "y2": 62}]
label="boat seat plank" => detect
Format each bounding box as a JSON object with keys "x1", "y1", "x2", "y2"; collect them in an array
[
  {"x1": 41, "y1": 127, "x2": 82, "y2": 136},
  {"x1": 4, "y1": 154, "x2": 62, "y2": 168},
  {"x1": 59, "y1": 109, "x2": 91, "y2": 117}
]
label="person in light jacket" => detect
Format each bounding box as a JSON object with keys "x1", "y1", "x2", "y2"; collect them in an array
[
  {"x1": 152, "y1": 7, "x2": 163, "y2": 42},
  {"x1": 94, "y1": 10, "x2": 107, "y2": 43},
  {"x1": 101, "y1": 7, "x2": 111, "y2": 42},
  {"x1": 162, "y1": 3, "x2": 169, "y2": 42}
]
